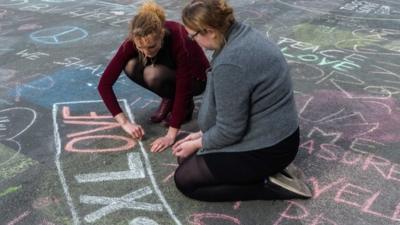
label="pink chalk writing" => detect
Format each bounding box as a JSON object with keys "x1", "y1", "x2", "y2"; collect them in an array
[
  {"x1": 65, "y1": 134, "x2": 135, "y2": 153},
  {"x1": 308, "y1": 177, "x2": 346, "y2": 198},
  {"x1": 39, "y1": 220, "x2": 56, "y2": 225},
  {"x1": 335, "y1": 183, "x2": 374, "y2": 207},
  {"x1": 63, "y1": 106, "x2": 112, "y2": 119},
  {"x1": 62, "y1": 106, "x2": 136, "y2": 153},
  {"x1": 297, "y1": 90, "x2": 400, "y2": 143},
  {"x1": 7, "y1": 211, "x2": 31, "y2": 225},
  {"x1": 308, "y1": 177, "x2": 400, "y2": 222},
  {"x1": 32, "y1": 196, "x2": 61, "y2": 209},
  {"x1": 334, "y1": 182, "x2": 400, "y2": 221},
  {"x1": 273, "y1": 201, "x2": 337, "y2": 225},
  {"x1": 162, "y1": 163, "x2": 178, "y2": 183},
  {"x1": 339, "y1": 151, "x2": 363, "y2": 165},
  {"x1": 300, "y1": 141, "x2": 400, "y2": 183},
  {"x1": 362, "y1": 154, "x2": 390, "y2": 178},
  {"x1": 188, "y1": 213, "x2": 241, "y2": 225},
  {"x1": 64, "y1": 120, "x2": 120, "y2": 138},
  {"x1": 233, "y1": 201, "x2": 241, "y2": 210},
  {"x1": 388, "y1": 164, "x2": 400, "y2": 182}
]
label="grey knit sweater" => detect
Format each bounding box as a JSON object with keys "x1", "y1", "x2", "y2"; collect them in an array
[{"x1": 197, "y1": 22, "x2": 299, "y2": 155}]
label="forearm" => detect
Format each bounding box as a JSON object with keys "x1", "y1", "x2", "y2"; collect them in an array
[
  {"x1": 166, "y1": 127, "x2": 179, "y2": 140},
  {"x1": 114, "y1": 112, "x2": 129, "y2": 125},
  {"x1": 115, "y1": 112, "x2": 144, "y2": 139}
]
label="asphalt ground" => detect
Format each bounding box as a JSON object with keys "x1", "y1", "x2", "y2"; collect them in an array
[{"x1": 1, "y1": 0, "x2": 400, "y2": 225}]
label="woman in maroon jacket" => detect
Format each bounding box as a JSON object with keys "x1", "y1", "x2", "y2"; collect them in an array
[{"x1": 98, "y1": 1, "x2": 209, "y2": 152}]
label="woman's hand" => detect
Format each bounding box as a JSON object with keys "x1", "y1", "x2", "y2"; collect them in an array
[
  {"x1": 121, "y1": 122, "x2": 145, "y2": 139},
  {"x1": 172, "y1": 131, "x2": 202, "y2": 149},
  {"x1": 115, "y1": 113, "x2": 145, "y2": 140},
  {"x1": 150, "y1": 127, "x2": 179, "y2": 153},
  {"x1": 172, "y1": 138, "x2": 201, "y2": 159},
  {"x1": 150, "y1": 135, "x2": 175, "y2": 152}
]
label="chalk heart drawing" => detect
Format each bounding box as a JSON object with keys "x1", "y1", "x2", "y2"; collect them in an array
[
  {"x1": 0, "y1": 108, "x2": 36, "y2": 140},
  {"x1": 30, "y1": 26, "x2": 88, "y2": 45},
  {"x1": 0, "y1": 0, "x2": 28, "y2": 6},
  {"x1": 295, "y1": 90, "x2": 400, "y2": 142},
  {"x1": 0, "y1": 107, "x2": 36, "y2": 165}
]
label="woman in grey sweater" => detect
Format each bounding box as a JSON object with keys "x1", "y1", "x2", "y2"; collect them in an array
[{"x1": 172, "y1": 0, "x2": 312, "y2": 201}]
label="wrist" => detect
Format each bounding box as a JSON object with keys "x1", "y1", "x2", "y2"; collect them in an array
[
  {"x1": 194, "y1": 138, "x2": 202, "y2": 149},
  {"x1": 115, "y1": 113, "x2": 128, "y2": 125},
  {"x1": 166, "y1": 127, "x2": 178, "y2": 140},
  {"x1": 196, "y1": 131, "x2": 203, "y2": 138}
]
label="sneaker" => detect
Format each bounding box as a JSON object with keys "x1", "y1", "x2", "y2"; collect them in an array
[{"x1": 268, "y1": 171, "x2": 312, "y2": 199}]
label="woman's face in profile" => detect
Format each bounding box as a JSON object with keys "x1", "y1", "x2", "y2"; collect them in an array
[
  {"x1": 185, "y1": 27, "x2": 219, "y2": 51},
  {"x1": 134, "y1": 33, "x2": 163, "y2": 58}
]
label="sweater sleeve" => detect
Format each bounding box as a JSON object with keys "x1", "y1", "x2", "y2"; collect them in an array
[
  {"x1": 202, "y1": 64, "x2": 251, "y2": 150},
  {"x1": 168, "y1": 27, "x2": 196, "y2": 128},
  {"x1": 98, "y1": 40, "x2": 137, "y2": 116}
]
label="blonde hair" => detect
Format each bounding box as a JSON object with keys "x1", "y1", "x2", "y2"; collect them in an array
[
  {"x1": 129, "y1": 1, "x2": 166, "y2": 40},
  {"x1": 182, "y1": 0, "x2": 235, "y2": 48}
]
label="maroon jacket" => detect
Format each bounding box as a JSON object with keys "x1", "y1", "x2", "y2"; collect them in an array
[{"x1": 98, "y1": 21, "x2": 210, "y2": 128}]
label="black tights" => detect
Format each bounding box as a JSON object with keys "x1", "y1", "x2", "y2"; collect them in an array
[
  {"x1": 174, "y1": 128, "x2": 300, "y2": 202},
  {"x1": 124, "y1": 58, "x2": 205, "y2": 99}
]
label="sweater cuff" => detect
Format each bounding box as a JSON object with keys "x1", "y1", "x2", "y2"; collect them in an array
[{"x1": 168, "y1": 120, "x2": 181, "y2": 129}]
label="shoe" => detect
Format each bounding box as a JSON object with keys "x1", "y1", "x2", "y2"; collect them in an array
[
  {"x1": 150, "y1": 98, "x2": 172, "y2": 123},
  {"x1": 268, "y1": 171, "x2": 312, "y2": 199},
  {"x1": 282, "y1": 163, "x2": 304, "y2": 180},
  {"x1": 163, "y1": 99, "x2": 194, "y2": 126}
]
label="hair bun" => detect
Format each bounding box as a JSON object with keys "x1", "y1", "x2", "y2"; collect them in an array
[{"x1": 139, "y1": 1, "x2": 166, "y2": 23}]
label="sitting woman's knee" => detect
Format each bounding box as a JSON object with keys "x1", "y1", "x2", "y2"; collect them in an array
[{"x1": 174, "y1": 168, "x2": 194, "y2": 196}]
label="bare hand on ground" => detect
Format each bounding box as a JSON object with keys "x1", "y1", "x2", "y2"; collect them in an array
[{"x1": 150, "y1": 135, "x2": 174, "y2": 152}]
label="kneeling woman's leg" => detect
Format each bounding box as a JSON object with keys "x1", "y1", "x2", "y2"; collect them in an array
[
  {"x1": 174, "y1": 128, "x2": 300, "y2": 202},
  {"x1": 143, "y1": 65, "x2": 175, "y2": 98},
  {"x1": 124, "y1": 60, "x2": 175, "y2": 122},
  {"x1": 124, "y1": 58, "x2": 147, "y2": 87},
  {"x1": 124, "y1": 59, "x2": 175, "y2": 98}
]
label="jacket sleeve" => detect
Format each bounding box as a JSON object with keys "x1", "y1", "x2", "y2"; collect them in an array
[{"x1": 97, "y1": 40, "x2": 137, "y2": 116}]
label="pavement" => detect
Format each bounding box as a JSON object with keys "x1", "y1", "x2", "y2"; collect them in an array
[{"x1": 1, "y1": 0, "x2": 400, "y2": 225}]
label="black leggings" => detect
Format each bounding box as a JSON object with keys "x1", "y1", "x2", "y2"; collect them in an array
[
  {"x1": 174, "y1": 128, "x2": 300, "y2": 202},
  {"x1": 124, "y1": 58, "x2": 205, "y2": 99}
]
